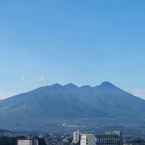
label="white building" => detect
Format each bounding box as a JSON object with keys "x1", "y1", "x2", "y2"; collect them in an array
[
  {"x1": 17, "y1": 139, "x2": 33, "y2": 145},
  {"x1": 17, "y1": 139, "x2": 38, "y2": 145},
  {"x1": 73, "y1": 130, "x2": 80, "y2": 144},
  {"x1": 80, "y1": 134, "x2": 96, "y2": 145}
]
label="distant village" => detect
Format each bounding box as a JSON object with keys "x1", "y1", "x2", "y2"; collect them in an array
[{"x1": 0, "y1": 129, "x2": 145, "y2": 145}]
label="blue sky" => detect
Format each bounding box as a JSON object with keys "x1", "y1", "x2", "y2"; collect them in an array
[{"x1": 0, "y1": 0, "x2": 145, "y2": 99}]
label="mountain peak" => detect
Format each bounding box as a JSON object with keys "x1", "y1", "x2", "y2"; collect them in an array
[
  {"x1": 80, "y1": 85, "x2": 92, "y2": 89},
  {"x1": 51, "y1": 83, "x2": 62, "y2": 88},
  {"x1": 99, "y1": 81, "x2": 117, "y2": 88},
  {"x1": 64, "y1": 83, "x2": 78, "y2": 88}
]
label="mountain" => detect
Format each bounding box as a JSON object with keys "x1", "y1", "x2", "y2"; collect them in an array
[{"x1": 0, "y1": 81, "x2": 145, "y2": 132}]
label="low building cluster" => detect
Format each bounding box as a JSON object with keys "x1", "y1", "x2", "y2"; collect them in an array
[
  {"x1": 0, "y1": 130, "x2": 145, "y2": 145},
  {"x1": 72, "y1": 130, "x2": 123, "y2": 145}
]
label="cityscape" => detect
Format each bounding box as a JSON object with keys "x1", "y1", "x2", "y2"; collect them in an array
[{"x1": 0, "y1": 129, "x2": 145, "y2": 145}]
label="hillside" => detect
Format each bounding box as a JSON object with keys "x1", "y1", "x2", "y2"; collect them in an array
[{"x1": 0, "y1": 82, "x2": 145, "y2": 132}]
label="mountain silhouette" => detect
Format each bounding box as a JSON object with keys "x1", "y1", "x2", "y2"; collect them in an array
[{"x1": 0, "y1": 81, "x2": 145, "y2": 131}]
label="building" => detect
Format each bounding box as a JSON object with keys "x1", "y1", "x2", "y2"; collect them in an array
[
  {"x1": 17, "y1": 138, "x2": 38, "y2": 145},
  {"x1": 73, "y1": 130, "x2": 80, "y2": 144},
  {"x1": 80, "y1": 134, "x2": 96, "y2": 145},
  {"x1": 17, "y1": 139, "x2": 33, "y2": 145},
  {"x1": 96, "y1": 131, "x2": 123, "y2": 145}
]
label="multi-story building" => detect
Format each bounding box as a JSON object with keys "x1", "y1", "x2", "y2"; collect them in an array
[
  {"x1": 17, "y1": 138, "x2": 38, "y2": 145},
  {"x1": 17, "y1": 139, "x2": 32, "y2": 145},
  {"x1": 73, "y1": 130, "x2": 80, "y2": 144},
  {"x1": 80, "y1": 134, "x2": 96, "y2": 145},
  {"x1": 96, "y1": 131, "x2": 123, "y2": 145}
]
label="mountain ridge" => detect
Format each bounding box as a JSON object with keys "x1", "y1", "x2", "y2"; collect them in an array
[{"x1": 0, "y1": 81, "x2": 145, "y2": 132}]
